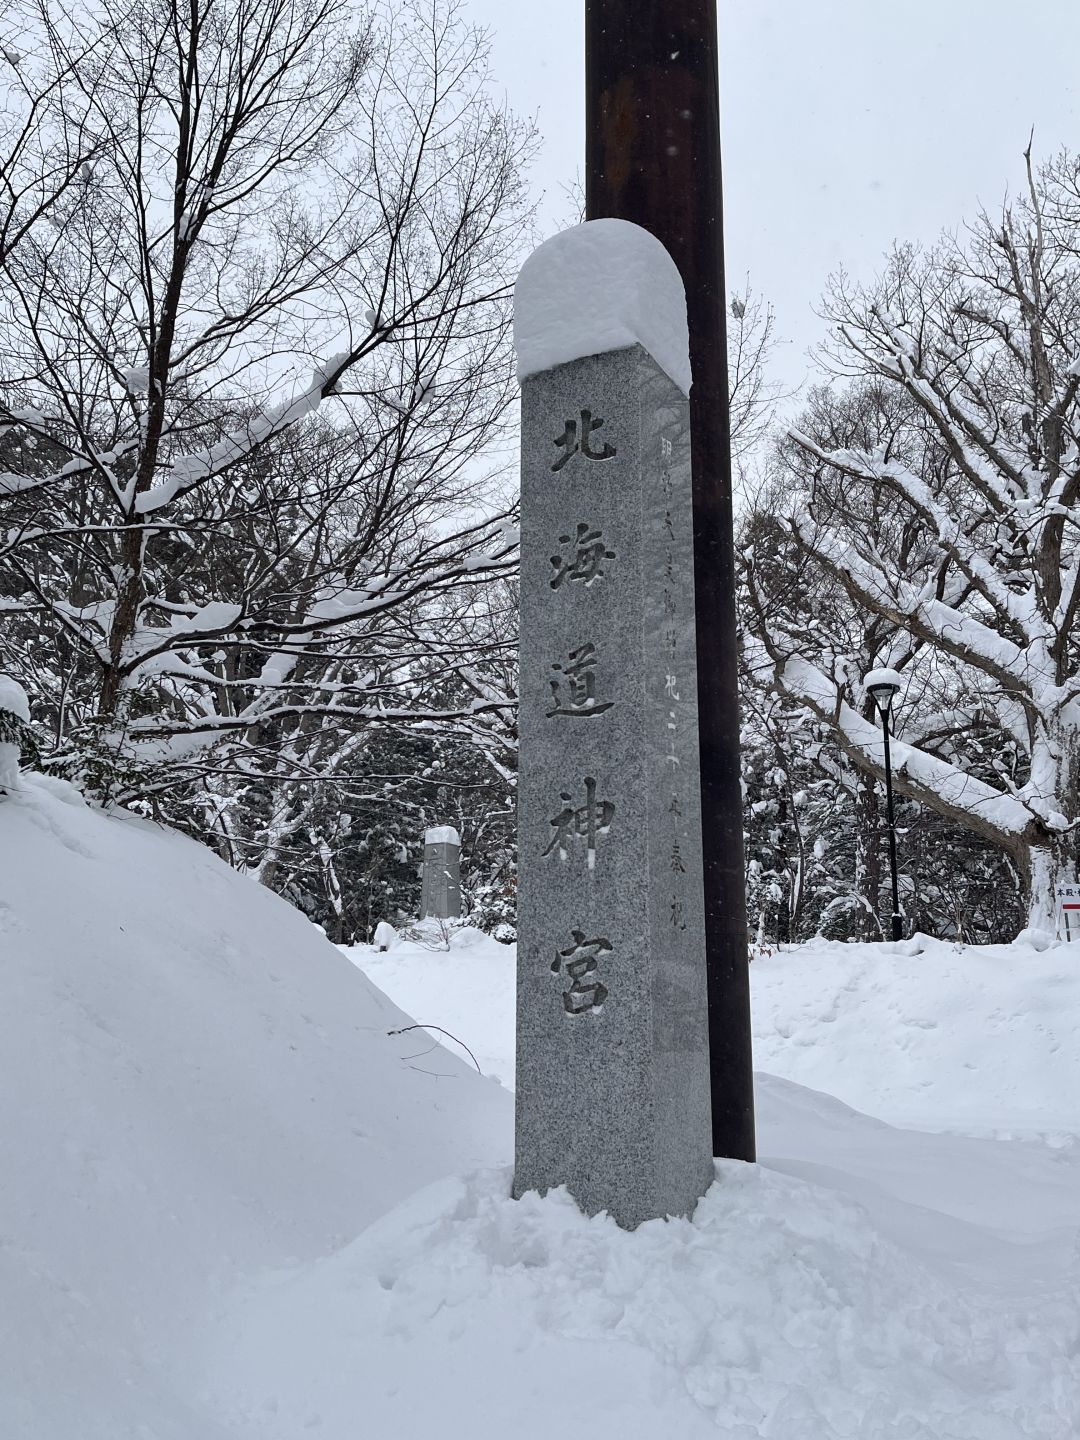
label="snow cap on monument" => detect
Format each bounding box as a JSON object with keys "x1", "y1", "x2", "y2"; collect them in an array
[{"x1": 514, "y1": 219, "x2": 691, "y2": 397}]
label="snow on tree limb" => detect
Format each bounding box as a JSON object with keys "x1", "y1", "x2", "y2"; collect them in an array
[
  {"x1": 132, "y1": 354, "x2": 353, "y2": 515},
  {"x1": 777, "y1": 655, "x2": 1058, "y2": 845}
]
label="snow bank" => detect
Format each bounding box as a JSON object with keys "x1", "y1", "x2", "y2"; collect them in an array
[
  {"x1": 0, "y1": 776, "x2": 510, "y2": 1439},
  {"x1": 515, "y1": 219, "x2": 691, "y2": 394}
]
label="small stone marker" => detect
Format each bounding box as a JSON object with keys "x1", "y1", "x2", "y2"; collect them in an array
[
  {"x1": 512, "y1": 221, "x2": 714, "y2": 1229},
  {"x1": 420, "y1": 825, "x2": 462, "y2": 921}
]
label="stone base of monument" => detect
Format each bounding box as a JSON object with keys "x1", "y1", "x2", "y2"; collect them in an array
[{"x1": 512, "y1": 222, "x2": 714, "y2": 1230}]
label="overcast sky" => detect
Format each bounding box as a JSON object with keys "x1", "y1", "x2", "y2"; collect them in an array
[{"x1": 467, "y1": 0, "x2": 1080, "y2": 398}]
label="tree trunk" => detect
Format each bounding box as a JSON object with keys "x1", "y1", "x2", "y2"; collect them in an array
[
  {"x1": 1022, "y1": 838, "x2": 1073, "y2": 934},
  {"x1": 1022, "y1": 720, "x2": 1080, "y2": 933}
]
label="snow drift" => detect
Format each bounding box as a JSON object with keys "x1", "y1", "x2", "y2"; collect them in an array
[
  {"x1": 750, "y1": 936, "x2": 1080, "y2": 1141},
  {"x1": 0, "y1": 775, "x2": 510, "y2": 1438}
]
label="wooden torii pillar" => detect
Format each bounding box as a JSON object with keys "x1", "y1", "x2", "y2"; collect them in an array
[{"x1": 585, "y1": 0, "x2": 756, "y2": 1161}]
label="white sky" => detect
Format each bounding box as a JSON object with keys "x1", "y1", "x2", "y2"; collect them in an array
[{"x1": 468, "y1": 0, "x2": 1080, "y2": 399}]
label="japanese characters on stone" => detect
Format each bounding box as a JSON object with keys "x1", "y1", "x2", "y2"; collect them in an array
[
  {"x1": 546, "y1": 643, "x2": 614, "y2": 719},
  {"x1": 540, "y1": 406, "x2": 620, "y2": 1014},
  {"x1": 659, "y1": 435, "x2": 689, "y2": 936},
  {"x1": 551, "y1": 408, "x2": 617, "y2": 471}
]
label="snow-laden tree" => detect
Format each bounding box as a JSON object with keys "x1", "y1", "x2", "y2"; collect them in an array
[
  {"x1": 739, "y1": 581, "x2": 1022, "y2": 948},
  {"x1": 747, "y1": 150, "x2": 1080, "y2": 930},
  {"x1": 0, "y1": 0, "x2": 529, "y2": 781}
]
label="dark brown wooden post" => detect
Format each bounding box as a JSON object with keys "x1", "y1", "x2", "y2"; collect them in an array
[{"x1": 585, "y1": 0, "x2": 755, "y2": 1160}]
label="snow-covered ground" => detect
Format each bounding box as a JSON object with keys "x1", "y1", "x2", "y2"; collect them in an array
[
  {"x1": 345, "y1": 923, "x2": 516, "y2": 1086},
  {"x1": 2, "y1": 778, "x2": 1079, "y2": 1437},
  {"x1": 751, "y1": 937, "x2": 1080, "y2": 1142},
  {"x1": 349, "y1": 927, "x2": 1080, "y2": 1140},
  {"x1": 205, "y1": 1089, "x2": 1080, "y2": 1440}
]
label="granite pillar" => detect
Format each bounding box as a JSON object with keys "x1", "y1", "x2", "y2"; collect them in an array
[{"x1": 513, "y1": 340, "x2": 714, "y2": 1229}]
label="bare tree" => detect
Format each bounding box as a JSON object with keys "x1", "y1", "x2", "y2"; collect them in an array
[
  {"x1": 0, "y1": 7, "x2": 114, "y2": 266},
  {"x1": 727, "y1": 281, "x2": 782, "y2": 465},
  {"x1": 0, "y1": 0, "x2": 531, "y2": 814}
]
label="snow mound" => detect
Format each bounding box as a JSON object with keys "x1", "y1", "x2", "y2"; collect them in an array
[
  {"x1": 0, "y1": 775, "x2": 510, "y2": 1439},
  {"x1": 206, "y1": 1149, "x2": 1079, "y2": 1440},
  {"x1": 515, "y1": 219, "x2": 691, "y2": 394}
]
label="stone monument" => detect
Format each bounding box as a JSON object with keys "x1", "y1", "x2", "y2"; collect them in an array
[
  {"x1": 512, "y1": 220, "x2": 714, "y2": 1229},
  {"x1": 419, "y1": 825, "x2": 462, "y2": 921}
]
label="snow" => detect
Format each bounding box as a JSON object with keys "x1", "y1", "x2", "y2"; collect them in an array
[
  {"x1": 424, "y1": 823, "x2": 460, "y2": 845},
  {"x1": 372, "y1": 919, "x2": 398, "y2": 950},
  {"x1": 0, "y1": 776, "x2": 509, "y2": 1439},
  {"x1": 515, "y1": 219, "x2": 692, "y2": 395},
  {"x1": 750, "y1": 937, "x2": 1080, "y2": 1141},
  {"x1": 344, "y1": 927, "x2": 515, "y2": 1085},
  {"x1": 0, "y1": 674, "x2": 29, "y2": 790},
  {"x1": 0, "y1": 468, "x2": 50, "y2": 494},
  {"x1": 349, "y1": 929, "x2": 1080, "y2": 1143},
  {"x1": 862, "y1": 664, "x2": 904, "y2": 693},
  {"x1": 782, "y1": 654, "x2": 1043, "y2": 838},
  {"x1": 166, "y1": 600, "x2": 242, "y2": 635},
  {"x1": 4, "y1": 783, "x2": 1080, "y2": 1438},
  {"x1": 120, "y1": 364, "x2": 150, "y2": 394},
  {"x1": 0, "y1": 672, "x2": 30, "y2": 721},
  {"x1": 204, "y1": 1123, "x2": 1079, "y2": 1440},
  {"x1": 0, "y1": 747, "x2": 19, "y2": 792},
  {"x1": 133, "y1": 352, "x2": 350, "y2": 515}
]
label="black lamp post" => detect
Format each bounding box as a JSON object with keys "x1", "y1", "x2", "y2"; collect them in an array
[{"x1": 865, "y1": 668, "x2": 904, "y2": 942}]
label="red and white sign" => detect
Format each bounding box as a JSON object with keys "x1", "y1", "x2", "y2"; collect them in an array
[{"x1": 1055, "y1": 884, "x2": 1080, "y2": 940}]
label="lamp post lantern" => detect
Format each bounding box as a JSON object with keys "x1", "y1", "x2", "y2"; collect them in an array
[{"x1": 864, "y1": 667, "x2": 904, "y2": 942}]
